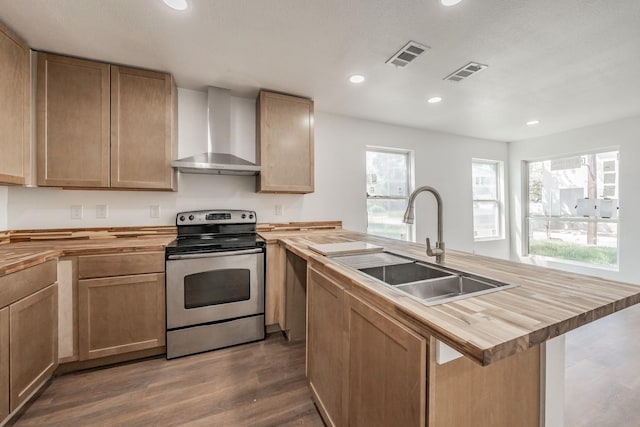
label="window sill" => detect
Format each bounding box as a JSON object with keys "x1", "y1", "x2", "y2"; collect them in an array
[
  {"x1": 474, "y1": 236, "x2": 505, "y2": 242},
  {"x1": 524, "y1": 254, "x2": 619, "y2": 273}
]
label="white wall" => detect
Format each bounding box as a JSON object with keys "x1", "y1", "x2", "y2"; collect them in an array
[
  {"x1": 509, "y1": 115, "x2": 640, "y2": 284},
  {"x1": 0, "y1": 186, "x2": 7, "y2": 230},
  {"x1": 6, "y1": 88, "x2": 509, "y2": 258}
]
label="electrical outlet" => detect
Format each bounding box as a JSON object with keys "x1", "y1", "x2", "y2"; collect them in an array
[
  {"x1": 150, "y1": 205, "x2": 161, "y2": 218},
  {"x1": 70, "y1": 205, "x2": 83, "y2": 220},
  {"x1": 275, "y1": 204, "x2": 283, "y2": 216},
  {"x1": 96, "y1": 204, "x2": 108, "y2": 219}
]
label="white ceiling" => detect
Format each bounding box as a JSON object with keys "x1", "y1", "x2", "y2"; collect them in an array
[{"x1": 1, "y1": 0, "x2": 640, "y2": 142}]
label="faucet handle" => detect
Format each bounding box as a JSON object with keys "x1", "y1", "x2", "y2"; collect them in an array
[{"x1": 426, "y1": 237, "x2": 445, "y2": 260}]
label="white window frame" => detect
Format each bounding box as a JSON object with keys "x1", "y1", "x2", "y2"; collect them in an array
[
  {"x1": 523, "y1": 149, "x2": 620, "y2": 270},
  {"x1": 472, "y1": 158, "x2": 505, "y2": 241},
  {"x1": 365, "y1": 146, "x2": 415, "y2": 242}
]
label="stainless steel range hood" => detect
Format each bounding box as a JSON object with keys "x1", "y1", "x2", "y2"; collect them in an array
[{"x1": 172, "y1": 86, "x2": 261, "y2": 176}]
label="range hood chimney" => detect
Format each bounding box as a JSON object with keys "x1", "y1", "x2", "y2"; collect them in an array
[{"x1": 172, "y1": 86, "x2": 261, "y2": 176}]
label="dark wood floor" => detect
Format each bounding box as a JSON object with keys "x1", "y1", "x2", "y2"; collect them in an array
[
  {"x1": 13, "y1": 305, "x2": 640, "y2": 426},
  {"x1": 15, "y1": 334, "x2": 324, "y2": 427},
  {"x1": 565, "y1": 304, "x2": 640, "y2": 427}
]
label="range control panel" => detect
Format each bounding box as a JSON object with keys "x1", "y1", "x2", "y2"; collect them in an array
[{"x1": 176, "y1": 210, "x2": 256, "y2": 225}]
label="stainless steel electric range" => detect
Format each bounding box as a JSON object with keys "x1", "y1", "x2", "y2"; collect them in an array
[{"x1": 165, "y1": 210, "x2": 266, "y2": 359}]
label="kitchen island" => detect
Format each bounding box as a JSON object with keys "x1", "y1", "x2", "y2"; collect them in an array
[{"x1": 259, "y1": 228, "x2": 640, "y2": 427}]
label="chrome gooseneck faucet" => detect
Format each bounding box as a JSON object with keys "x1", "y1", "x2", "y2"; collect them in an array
[{"x1": 403, "y1": 186, "x2": 445, "y2": 263}]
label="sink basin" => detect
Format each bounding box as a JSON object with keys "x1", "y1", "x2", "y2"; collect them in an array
[
  {"x1": 331, "y1": 251, "x2": 516, "y2": 306},
  {"x1": 396, "y1": 276, "x2": 499, "y2": 304},
  {"x1": 359, "y1": 263, "x2": 450, "y2": 285}
]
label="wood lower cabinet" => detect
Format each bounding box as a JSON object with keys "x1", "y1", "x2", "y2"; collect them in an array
[
  {"x1": 265, "y1": 242, "x2": 285, "y2": 328},
  {"x1": 344, "y1": 292, "x2": 427, "y2": 427},
  {"x1": 307, "y1": 266, "x2": 427, "y2": 427},
  {"x1": 256, "y1": 90, "x2": 314, "y2": 194},
  {"x1": 9, "y1": 284, "x2": 58, "y2": 411},
  {"x1": 37, "y1": 52, "x2": 177, "y2": 190},
  {"x1": 111, "y1": 66, "x2": 177, "y2": 190},
  {"x1": 78, "y1": 274, "x2": 164, "y2": 359},
  {"x1": 0, "y1": 307, "x2": 8, "y2": 421},
  {"x1": 307, "y1": 267, "x2": 345, "y2": 427},
  {"x1": 77, "y1": 252, "x2": 165, "y2": 360},
  {"x1": 284, "y1": 251, "x2": 307, "y2": 340},
  {"x1": 37, "y1": 53, "x2": 111, "y2": 188},
  {"x1": 0, "y1": 22, "x2": 30, "y2": 185}
]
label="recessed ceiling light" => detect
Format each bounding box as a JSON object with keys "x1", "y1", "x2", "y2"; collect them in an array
[
  {"x1": 349, "y1": 74, "x2": 365, "y2": 84},
  {"x1": 441, "y1": 0, "x2": 463, "y2": 6},
  {"x1": 427, "y1": 96, "x2": 443, "y2": 104},
  {"x1": 526, "y1": 120, "x2": 540, "y2": 126},
  {"x1": 163, "y1": 0, "x2": 188, "y2": 11}
]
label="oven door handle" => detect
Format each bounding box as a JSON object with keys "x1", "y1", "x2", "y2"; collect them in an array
[{"x1": 166, "y1": 248, "x2": 264, "y2": 260}]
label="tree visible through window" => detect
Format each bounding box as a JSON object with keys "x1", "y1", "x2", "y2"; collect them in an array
[
  {"x1": 472, "y1": 160, "x2": 503, "y2": 240},
  {"x1": 366, "y1": 147, "x2": 413, "y2": 241},
  {"x1": 526, "y1": 150, "x2": 619, "y2": 267}
]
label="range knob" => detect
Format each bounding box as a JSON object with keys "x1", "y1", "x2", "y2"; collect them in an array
[
  {"x1": 189, "y1": 215, "x2": 195, "y2": 221},
  {"x1": 241, "y1": 213, "x2": 247, "y2": 219},
  {"x1": 179, "y1": 215, "x2": 185, "y2": 222},
  {"x1": 249, "y1": 214, "x2": 254, "y2": 219}
]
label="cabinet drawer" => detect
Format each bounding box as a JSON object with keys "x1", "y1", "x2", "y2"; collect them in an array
[
  {"x1": 0, "y1": 260, "x2": 57, "y2": 308},
  {"x1": 78, "y1": 252, "x2": 164, "y2": 279}
]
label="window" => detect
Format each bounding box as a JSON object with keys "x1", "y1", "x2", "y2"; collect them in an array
[
  {"x1": 366, "y1": 147, "x2": 413, "y2": 241},
  {"x1": 525, "y1": 150, "x2": 619, "y2": 268},
  {"x1": 472, "y1": 159, "x2": 504, "y2": 240}
]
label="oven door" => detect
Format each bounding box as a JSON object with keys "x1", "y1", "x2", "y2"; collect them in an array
[{"x1": 166, "y1": 248, "x2": 264, "y2": 329}]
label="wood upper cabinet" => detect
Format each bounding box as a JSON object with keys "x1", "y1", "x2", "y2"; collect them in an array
[
  {"x1": 256, "y1": 90, "x2": 314, "y2": 193},
  {"x1": 343, "y1": 292, "x2": 427, "y2": 427},
  {"x1": 77, "y1": 252, "x2": 165, "y2": 360},
  {"x1": 9, "y1": 284, "x2": 58, "y2": 411},
  {"x1": 307, "y1": 267, "x2": 345, "y2": 427},
  {"x1": 0, "y1": 22, "x2": 30, "y2": 185},
  {"x1": 37, "y1": 53, "x2": 177, "y2": 190},
  {"x1": 37, "y1": 53, "x2": 111, "y2": 188},
  {"x1": 111, "y1": 66, "x2": 177, "y2": 190},
  {"x1": 0, "y1": 307, "x2": 8, "y2": 422}
]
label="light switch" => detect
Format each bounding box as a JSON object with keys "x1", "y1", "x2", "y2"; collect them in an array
[{"x1": 150, "y1": 205, "x2": 161, "y2": 218}]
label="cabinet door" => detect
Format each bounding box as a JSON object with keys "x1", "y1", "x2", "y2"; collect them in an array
[
  {"x1": 111, "y1": 66, "x2": 177, "y2": 190},
  {"x1": 9, "y1": 284, "x2": 58, "y2": 411},
  {"x1": 37, "y1": 53, "x2": 110, "y2": 187},
  {"x1": 256, "y1": 91, "x2": 314, "y2": 193},
  {"x1": 344, "y1": 292, "x2": 426, "y2": 427},
  {"x1": 307, "y1": 267, "x2": 344, "y2": 427},
  {"x1": 78, "y1": 273, "x2": 165, "y2": 360},
  {"x1": 0, "y1": 23, "x2": 30, "y2": 185},
  {"x1": 265, "y1": 242, "x2": 285, "y2": 327},
  {"x1": 0, "y1": 307, "x2": 8, "y2": 421}
]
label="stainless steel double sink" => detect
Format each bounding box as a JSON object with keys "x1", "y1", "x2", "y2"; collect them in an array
[{"x1": 331, "y1": 251, "x2": 515, "y2": 306}]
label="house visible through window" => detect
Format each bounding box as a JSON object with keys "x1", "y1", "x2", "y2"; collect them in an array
[
  {"x1": 472, "y1": 159, "x2": 503, "y2": 240},
  {"x1": 525, "y1": 150, "x2": 619, "y2": 268},
  {"x1": 366, "y1": 147, "x2": 413, "y2": 241}
]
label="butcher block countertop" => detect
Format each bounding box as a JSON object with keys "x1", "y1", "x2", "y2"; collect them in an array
[
  {"x1": 0, "y1": 227, "x2": 175, "y2": 276},
  {"x1": 259, "y1": 229, "x2": 640, "y2": 366}
]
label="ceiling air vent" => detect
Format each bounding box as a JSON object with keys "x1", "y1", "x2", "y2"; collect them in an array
[
  {"x1": 444, "y1": 62, "x2": 488, "y2": 82},
  {"x1": 385, "y1": 41, "x2": 430, "y2": 67}
]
